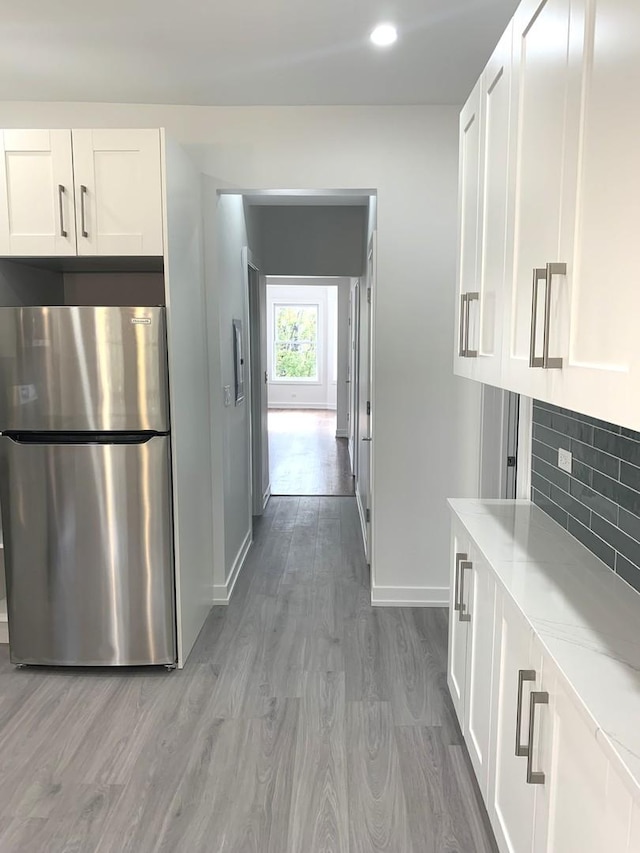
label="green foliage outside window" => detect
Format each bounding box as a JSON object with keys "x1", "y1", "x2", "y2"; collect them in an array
[{"x1": 274, "y1": 305, "x2": 318, "y2": 379}]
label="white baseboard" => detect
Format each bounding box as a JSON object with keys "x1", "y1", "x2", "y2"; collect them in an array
[
  {"x1": 335, "y1": 429, "x2": 348, "y2": 438},
  {"x1": 371, "y1": 584, "x2": 449, "y2": 607},
  {"x1": 213, "y1": 529, "x2": 252, "y2": 604}
]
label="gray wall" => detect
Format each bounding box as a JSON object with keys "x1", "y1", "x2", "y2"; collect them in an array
[
  {"x1": 531, "y1": 400, "x2": 640, "y2": 593},
  {"x1": 255, "y1": 206, "x2": 366, "y2": 277}
]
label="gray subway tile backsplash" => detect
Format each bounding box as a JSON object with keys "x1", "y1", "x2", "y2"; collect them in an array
[{"x1": 532, "y1": 400, "x2": 640, "y2": 594}]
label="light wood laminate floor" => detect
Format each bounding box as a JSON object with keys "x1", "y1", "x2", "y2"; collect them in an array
[
  {"x1": 0, "y1": 497, "x2": 497, "y2": 852},
  {"x1": 269, "y1": 409, "x2": 355, "y2": 496}
]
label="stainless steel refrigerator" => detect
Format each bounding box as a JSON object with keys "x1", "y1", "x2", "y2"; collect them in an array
[{"x1": 0, "y1": 306, "x2": 176, "y2": 667}]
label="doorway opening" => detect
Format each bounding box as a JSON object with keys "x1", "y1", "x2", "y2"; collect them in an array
[
  {"x1": 235, "y1": 188, "x2": 376, "y2": 559},
  {"x1": 266, "y1": 279, "x2": 353, "y2": 496}
]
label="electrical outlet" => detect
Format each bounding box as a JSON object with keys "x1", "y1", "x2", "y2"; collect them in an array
[
  {"x1": 224, "y1": 385, "x2": 231, "y2": 407},
  {"x1": 558, "y1": 448, "x2": 572, "y2": 473}
]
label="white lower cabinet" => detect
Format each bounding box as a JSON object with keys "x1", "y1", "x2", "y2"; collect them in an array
[
  {"x1": 448, "y1": 528, "x2": 640, "y2": 853},
  {"x1": 463, "y1": 547, "x2": 496, "y2": 795},
  {"x1": 447, "y1": 528, "x2": 470, "y2": 723},
  {"x1": 447, "y1": 524, "x2": 497, "y2": 798},
  {"x1": 489, "y1": 592, "x2": 541, "y2": 853}
]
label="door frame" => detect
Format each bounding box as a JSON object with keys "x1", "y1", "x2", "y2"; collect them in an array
[{"x1": 242, "y1": 246, "x2": 270, "y2": 517}]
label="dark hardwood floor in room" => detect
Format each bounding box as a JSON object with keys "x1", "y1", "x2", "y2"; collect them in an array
[
  {"x1": 269, "y1": 409, "x2": 355, "y2": 496},
  {"x1": 0, "y1": 497, "x2": 496, "y2": 852}
]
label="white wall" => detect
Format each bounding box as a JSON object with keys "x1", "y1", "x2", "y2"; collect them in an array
[
  {"x1": 256, "y1": 206, "x2": 366, "y2": 276},
  {"x1": 0, "y1": 102, "x2": 483, "y2": 605},
  {"x1": 266, "y1": 280, "x2": 342, "y2": 412},
  {"x1": 206, "y1": 191, "x2": 253, "y2": 600}
]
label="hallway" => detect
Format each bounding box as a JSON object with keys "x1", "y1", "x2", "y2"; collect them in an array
[
  {"x1": 269, "y1": 409, "x2": 354, "y2": 496},
  {"x1": 0, "y1": 497, "x2": 495, "y2": 852}
]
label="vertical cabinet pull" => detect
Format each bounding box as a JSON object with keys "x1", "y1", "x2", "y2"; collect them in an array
[
  {"x1": 543, "y1": 262, "x2": 566, "y2": 369},
  {"x1": 80, "y1": 185, "x2": 89, "y2": 238},
  {"x1": 458, "y1": 560, "x2": 472, "y2": 622},
  {"x1": 454, "y1": 552, "x2": 467, "y2": 611},
  {"x1": 459, "y1": 294, "x2": 468, "y2": 357},
  {"x1": 464, "y1": 292, "x2": 479, "y2": 358},
  {"x1": 57, "y1": 185, "x2": 67, "y2": 238},
  {"x1": 529, "y1": 263, "x2": 566, "y2": 369},
  {"x1": 529, "y1": 268, "x2": 546, "y2": 367},
  {"x1": 515, "y1": 669, "x2": 536, "y2": 756},
  {"x1": 526, "y1": 690, "x2": 549, "y2": 784},
  {"x1": 458, "y1": 292, "x2": 480, "y2": 358}
]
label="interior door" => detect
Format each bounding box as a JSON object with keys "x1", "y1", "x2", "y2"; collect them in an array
[
  {"x1": 357, "y1": 237, "x2": 374, "y2": 561},
  {"x1": 72, "y1": 128, "x2": 163, "y2": 256},
  {"x1": 247, "y1": 257, "x2": 270, "y2": 515},
  {"x1": 503, "y1": 0, "x2": 583, "y2": 398},
  {"x1": 349, "y1": 280, "x2": 360, "y2": 476},
  {"x1": 0, "y1": 129, "x2": 77, "y2": 256}
]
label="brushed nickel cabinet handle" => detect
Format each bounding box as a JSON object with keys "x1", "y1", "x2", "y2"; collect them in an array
[
  {"x1": 80, "y1": 185, "x2": 88, "y2": 238},
  {"x1": 454, "y1": 552, "x2": 467, "y2": 612},
  {"x1": 542, "y1": 262, "x2": 566, "y2": 369},
  {"x1": 529, "y1": 268, "x2": 546, "y2": 367},
  {"x1": 57, "y1": 184, "x2": 67, "y2": 238},
  {"x1": 459, "y1": 559, "x2": 472, "y2": 622},
  {"x1": 515, "y1": 669, "x2": 536, "y2": 756},
  {"x1": 526, "y1": 690, "x2": 549, "y2": 784},
  {"x1": 459, "y1": 294, "x2": 468, "y2": 357},
  {"x1": 464, "y1": 292, "x2": 479, "y2": 358}
]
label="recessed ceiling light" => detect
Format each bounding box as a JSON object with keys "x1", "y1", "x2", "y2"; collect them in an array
[{"x1": 370, "y1": 23, "x2": 398, "y2": 47}]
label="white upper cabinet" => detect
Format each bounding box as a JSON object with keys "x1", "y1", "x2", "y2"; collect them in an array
[
  {"x1": 72, "y1": 129, "x2": 163, "y2": 257},
  {"x1": 457, "y1": 0, "x2": 640, "y2": 429},
  {"x1": 555, "y1": 0, "x2": 640, "y2": 428},
  {"x1": 0, "y1": 129, "x2": 77, "y2": 256},
  {"x1": 502, "y1": 0, "x2": 584, "y2": 398},
  {"x1": 455, "y1": 79, "x2": 482, "y2": 381},
  {"x1": 0, "y1": 128, "x2": 163, "y2": 258}
]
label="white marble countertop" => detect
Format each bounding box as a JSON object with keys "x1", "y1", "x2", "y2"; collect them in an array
[{"x1": 448, "y1": 498, "x2": 640, "y2": 803}]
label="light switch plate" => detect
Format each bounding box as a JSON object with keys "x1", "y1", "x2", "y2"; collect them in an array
[
  {"x1": 558, "y1": 448, "x2": 572, "y2": 473},
  {"x1": 224, "y1": 385, "x2": 231, "y2": 407}
]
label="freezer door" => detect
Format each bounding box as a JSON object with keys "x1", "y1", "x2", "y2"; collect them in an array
[
  {"x1": 0, "y1": 306, "x2": 169, "y2": 432},
  {"x1": 0, "y1": 434, "x2": 176, "y2": 666}
]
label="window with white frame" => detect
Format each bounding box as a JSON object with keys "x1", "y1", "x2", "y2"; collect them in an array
[{"x1": 273, "y1": 303, "x2": 319, "y2": 381}]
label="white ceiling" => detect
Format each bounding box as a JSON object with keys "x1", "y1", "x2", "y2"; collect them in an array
[{"x1": 1, "y1": 0, "x2": 520, "y2": 106}]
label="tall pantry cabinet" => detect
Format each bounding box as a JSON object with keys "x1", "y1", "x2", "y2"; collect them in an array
[{"x1": 455, "y1": 0, "x2": 640, "y2": 432}]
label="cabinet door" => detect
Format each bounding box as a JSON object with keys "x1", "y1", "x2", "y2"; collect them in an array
[
  {"x1": 447, "y1": 528, "x2": 470, "y2": 724},
  {"x1": 0, "y1": 129, "x2": 77, "y2": 256},
  {"x1": 489, "y1": 591, "x2": 540, "y2": 853},
  {"x1": 555, "y1": 0, "x2": 640, "y2": 430},
  {"x1": 454, "y1": 80, "x2": 482, "y2": 381},
  {"x1": 502, "y1": 0, "x2": 584, "y2": 399},
  {"x1": 532, "y1": 662, "x2": 613, "y2": 853},
  {"x1": 72, "y1": 129, "x2": 163, "y2": 256},
  {"x1": 463, "y1": 548, "x2": 497, "y2": 796},
  {"x1": 474, "y1": 23, "x2": 513, "y2": 388}
]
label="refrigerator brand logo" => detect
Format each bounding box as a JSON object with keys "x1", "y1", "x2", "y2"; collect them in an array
[{"x1": 131, "y1": 317, "x2": 152, "y2": 326}]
